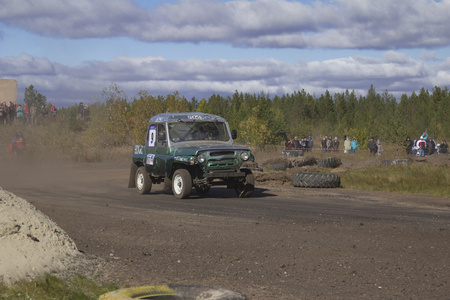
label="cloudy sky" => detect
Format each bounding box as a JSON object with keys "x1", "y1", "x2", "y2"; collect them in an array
[{"x1": 1, "y1": 0, "x2": 449, "y2": 107}]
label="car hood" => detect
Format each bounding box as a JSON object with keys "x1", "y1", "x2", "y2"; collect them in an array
[{"x1": 173, "y1": 144, "x2": 251, "y2": 156}]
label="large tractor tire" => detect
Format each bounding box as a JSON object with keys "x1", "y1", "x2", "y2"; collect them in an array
[
  {"x1": 292, "y1": 172, "x2": 341, "y2": 188},
  {"x1": 318, "y1": 157, "x2": 341, "y2": 168}
]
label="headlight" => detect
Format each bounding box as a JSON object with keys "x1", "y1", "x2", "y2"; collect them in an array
[
  {"x1": 240, "y1": 152, "x2": 249, "y2": 161},
  {"x1": 198, "y1": 154, "x2": 206, "y2": 163},
  {"x1": 189, "y1": 157, "x2": 195, "y2": 165}
]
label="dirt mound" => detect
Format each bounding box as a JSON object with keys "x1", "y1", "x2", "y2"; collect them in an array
[{"x1": 0, "y1": 188, "x2": 90, "y2": 285}]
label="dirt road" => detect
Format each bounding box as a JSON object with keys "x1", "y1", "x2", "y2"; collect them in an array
[{"x1": 1, "y1": 160, "x2": 449, "y2": 299}]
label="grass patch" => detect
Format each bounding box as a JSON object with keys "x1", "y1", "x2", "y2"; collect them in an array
[
  {"x1": 341, "y1": 165, "x2": 450, "y2": 197},
  {"x1": 0, "y1": 274, "x2": 118, "y2": 300}
]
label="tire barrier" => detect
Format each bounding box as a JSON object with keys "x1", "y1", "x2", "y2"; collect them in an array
[
  {"x1": 292, "y1": 172, "x2": 341, "y2": 188},
  {"x1": 99, "y1": 284, "x2": 247, "y2": 300},
  {"x1": 318, "y1": 157, "x2": 341, "y2": 168},
  {"x1": 291, "y1": 156, "x2": 317, "y2": 167}
]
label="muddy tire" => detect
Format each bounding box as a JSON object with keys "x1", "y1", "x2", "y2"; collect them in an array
[
  {"x1": 128, "y1": 163, "x2": 138, "y2": 188},
  {"x1": 292, "y1": 172, "x2": 341, "y2": 188},
  {"x1": 135, "y1": 167, "x2": 152, "y2": 194},
  {"x1": 235, "y1": 169, "x2": 254, "y2": 198},
  {"x1": 99, "y1": 284, "x2": 247, "y2": 300},
  {"x1": 318, "y1": 157, "x2": 341, "y2": 168},
  {"x1": 172, "y1": 169, "x2": 192, "y2": 199}
]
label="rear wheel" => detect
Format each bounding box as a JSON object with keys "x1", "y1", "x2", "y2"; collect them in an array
[
  {"x1": 172, "y1": 169, "x2": 192, "y2": 199},
  {"x1": 235, "y1": 169, "x2": 254, "y2": 198},
  {"x1": 136, "y1": 167, "x2": 152, "y2": 194}
]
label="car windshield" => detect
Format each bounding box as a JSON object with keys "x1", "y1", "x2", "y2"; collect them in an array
[{"x1": 168, "y1": 121, "x2": 230, "y2": 143}]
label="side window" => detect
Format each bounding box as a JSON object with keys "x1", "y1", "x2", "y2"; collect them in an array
[
  {"x1": 157, "y1": 124, "x2": 167, "y2": 146},
  {"x1": 148, "y1": 125, "x2": 156, "y2": 147}
]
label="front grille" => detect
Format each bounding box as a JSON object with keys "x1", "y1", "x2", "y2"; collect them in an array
[
  {"x1": 210, "y1": 151, "x2": 235, "y2": 157},
  {"x1": 208, "y1": 159, "x2": 236, "y2": 167}
]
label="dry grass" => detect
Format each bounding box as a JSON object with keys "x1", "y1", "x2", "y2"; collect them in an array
[{"x1": 250, "y1": 144, "x2": 449, "y2": 197}]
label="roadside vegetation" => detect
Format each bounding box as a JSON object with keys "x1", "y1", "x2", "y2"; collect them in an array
[
  {"x1": 0, "y1": 274, "x2": 118, "y2": 300},
  {"x1": 341, "y1": 164, "x2": 449, "y2": 197}
]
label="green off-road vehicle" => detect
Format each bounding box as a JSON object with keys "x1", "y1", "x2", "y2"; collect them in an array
[{"x1": 128, "y1": 112, "x2": 255, "y2": 199}]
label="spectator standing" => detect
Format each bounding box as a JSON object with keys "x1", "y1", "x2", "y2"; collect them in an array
[
  {"x1": 78, "y1": 102, "x2": 84, "y2": 119},
  {"x1": 377, "y1": 139, "x2": 384, "y2": 156},
  {"x1": 438, "y1": 140, "x2": 448, "y2": 154},
  {"x1": 306, "y1": 135, "x2": 313, "y2": 152},
  {"x1": 344, "y1": 136, "x2": 351, "y2": 154},
  {"x1": 428, "y1": 137, "x2": 436, "y2": 155},
  {"x1": 51, "y1": 104, "x2": 57, "y2": 118},
  {"x1": 321, "y1": 136, "x2": 327, "y2": 153},
  {"x1": 332, "y1": 136, "x2": 339, "y2": 152},
  {"x1": 404, "y1": 136, "x2": 413, "y2": 155},
  {"x1": 0, "y1": 102, "x2": 5, "y2": 125},
  {"x1": 421, "y1": 131, "x2": 428, "y2": 140},
  {"x1": 83, "y1": 104, "x2": 90, "y2": 121},
  {"x1": 367, "y1": 137, "x2": 377, "y2": 156},
  {"x1": 30, "y1": 104, "x2": 37, "y2": 126},
  {"x1": 4, "y1": 102, "x2": 11, "y2": 124},
  {"x1": 351, "y1": 137, "x2": 359, "y2": 154},
  {"x1": 285, "y1": 138, "x2": 292, "y2": 150},
  {"x1": 300, "y1": 137, "x2": 307, "y2": 150},
  {"x1": 40, "y1": 105, "x2": 49, "y2": 124},
  {"x1": 326, "y1": 136, "x2": 332, "y2": 152},
  {"x1": 9, "y1": 102, "x2": 16, "y2": 124},
  {"x1": 16, "y1": 104, "x2": 24, "y2": 123},
  {"x1": 24, "y1": 104, "x2": 30, "y2": 125},
  {"x1": 416, "y1": 137, "x2": 426, "y2": 157},
  {"x1": 292, "y1": 136, "x2": 301, "y2": 149}
]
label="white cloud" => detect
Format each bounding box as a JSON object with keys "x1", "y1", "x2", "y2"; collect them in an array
[
  {"x1": 1, "y1": 51, "x2": 447, "y2": 106},
  {"x1": 1, "y1": 0, "x2": 450, "y2": 49}
]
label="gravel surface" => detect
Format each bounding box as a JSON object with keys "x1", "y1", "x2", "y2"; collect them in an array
[{"x1": 0, "y1": 156, "x2": 449, "y2": 299}]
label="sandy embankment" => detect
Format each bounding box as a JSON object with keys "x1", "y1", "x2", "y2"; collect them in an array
[{"x1": 0, "y1": 188, "x2": 88, "y2": 285}]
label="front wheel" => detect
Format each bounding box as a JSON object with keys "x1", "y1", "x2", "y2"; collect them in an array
[
  {"x1": 136, "y1": 167, "x2": 152, "y2": 194},
  {"x1": 172, "y1": 169, "x2": 192, "y2": 199},
  {"x1": 235, "y1": 169, "x2": 254, "y2": 198}
]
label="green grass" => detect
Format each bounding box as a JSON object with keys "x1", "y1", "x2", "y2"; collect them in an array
[
  {"x1": 0, "y1": 274, "x2": 118, "y2": 300},
  {"x1": 341, "y1": 164, "x2": 450, "y2": 197}
]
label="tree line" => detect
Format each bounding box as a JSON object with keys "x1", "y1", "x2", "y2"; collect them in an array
[{"x1": 24, "y1": 83, "x2": 449, "y2": 149}]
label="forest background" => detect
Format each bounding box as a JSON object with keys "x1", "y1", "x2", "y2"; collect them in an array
[{"x1": 6, "y1": 83, "x2": 450, "y2": 162}]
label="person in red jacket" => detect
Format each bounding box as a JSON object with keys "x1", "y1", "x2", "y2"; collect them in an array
[
  {"x1": 7, "y1": 131, "x2": 26, "y2": 156},
  {"x1": 416, "y1": 137, "x2": 426, "y2": 157}
]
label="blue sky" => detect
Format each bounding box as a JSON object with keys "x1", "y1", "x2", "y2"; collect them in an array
[{"x1": 1, "y1": 0, "x2": 449, "y2": 107}]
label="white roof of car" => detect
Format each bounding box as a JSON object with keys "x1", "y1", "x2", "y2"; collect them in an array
[{"x1": 149, "y1": 112, "x2": 227, "y2": 123}]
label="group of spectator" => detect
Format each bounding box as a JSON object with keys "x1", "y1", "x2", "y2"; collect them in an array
[
  {"x1": 285, "y1": 135, "x2": 354, "y2": 153},
  {"x1": 0, "y1": 101, "x2": 57, "y2": 126},
  {"x1": 285, "y1": 135, "x2": 314, "y2": 152},
  {"x1": 367, "y1": 137, "x2": 384, "y2": 156},
  {"x1": 78, "y1": 102, "x2": 90, "y2": 122},
  {"x1": 322, "y1": 136, "x2": 340, "y2": 153},
  {"x1": 404, "y1": 131, "x2": 447, "y2": 156},
  {"x1": 284, "y1": 134, "x2": 389, "y2": 156}
]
